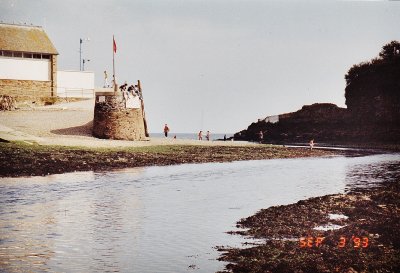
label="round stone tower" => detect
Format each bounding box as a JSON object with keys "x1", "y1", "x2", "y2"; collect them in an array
[{"x1": 92, "y1": 89, "x2": 147, "y2": 141}]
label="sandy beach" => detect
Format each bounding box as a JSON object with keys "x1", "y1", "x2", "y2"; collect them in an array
[
  {"x1": 0, "y1": 99, "x2": 342, "y2": 178},
  {"x1": 0, "y1": 99, "x2": 261, "y2": 148}
]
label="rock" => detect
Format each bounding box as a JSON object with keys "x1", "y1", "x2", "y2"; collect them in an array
[{"x1": 0, "y1": 95, "x2": 16, "y2": 111}]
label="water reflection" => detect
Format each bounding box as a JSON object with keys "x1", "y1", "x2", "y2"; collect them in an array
[
  {"x1": 344, "y1": 154, "x2": 400, "y2": 190},
  {"x1": 0, "y1": 154, "x2": 399, "y2": 272}
]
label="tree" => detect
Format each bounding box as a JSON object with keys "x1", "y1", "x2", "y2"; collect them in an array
[{"x1": 378, "y1": 40, "x2": 400, "y2": 60}]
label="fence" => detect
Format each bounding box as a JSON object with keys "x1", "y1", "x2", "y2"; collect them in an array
[{"x1": 56, "y1": 87, "x2": 95, "y2": 98}]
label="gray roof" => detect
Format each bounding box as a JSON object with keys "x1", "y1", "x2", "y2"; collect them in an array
[{"x1": 0, "y1": 23, "x2": 58, "y2": 55}]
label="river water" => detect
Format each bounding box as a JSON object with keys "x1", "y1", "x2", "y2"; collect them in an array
[{"x1": 0, "y1": 153, "x2": 399, "y2": 273}]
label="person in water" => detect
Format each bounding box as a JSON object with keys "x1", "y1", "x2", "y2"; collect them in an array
[{"x1": 309, "y1": 139, "x2": 314, "y2": 150}]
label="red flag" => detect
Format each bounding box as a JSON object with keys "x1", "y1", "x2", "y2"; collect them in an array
[{"x1": 113, "y1": 36, "x2": 117, "y2": 53}]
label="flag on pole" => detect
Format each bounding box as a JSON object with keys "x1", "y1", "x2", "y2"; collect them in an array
[
  {"x1": 113, "y1": 36, "x2": 117, "y2": 53},
  {"x1": 112, "y1": 35, "x2": 117, "y2": 89}
]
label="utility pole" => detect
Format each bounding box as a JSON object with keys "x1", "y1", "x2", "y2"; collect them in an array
[
  {"x1": 79, "y1": 38, "x2": 82, "y2": 71},
  {"x1": 79, "y1": 38, "x2": 90, "y2": 71},
  {"x1": 82, "y1": 59, "x2": 90, "y2": 71}
]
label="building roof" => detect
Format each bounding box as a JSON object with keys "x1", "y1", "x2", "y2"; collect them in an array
[{"x1": 0, "y1": 23, "x2": 58, "y2": 55}]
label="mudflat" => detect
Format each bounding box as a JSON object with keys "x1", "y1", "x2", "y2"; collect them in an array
[{"x1": 0, "y1": 142, "x2": 337, "y2": 177}]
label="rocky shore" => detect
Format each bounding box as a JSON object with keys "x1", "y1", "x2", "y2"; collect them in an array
[
  {"x1": 217, "y1": 170, "x2": 400, "y2": 273},
  {"x1": 0, "y1": 141, "x2": 339, "y2": 178},
  {"x1": 234, "y1": 41, "x2": 400, "y2": 146}
]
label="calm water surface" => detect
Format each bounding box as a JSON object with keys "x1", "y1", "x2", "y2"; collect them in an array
[{"x1": 0, "y1": 153, "x2": 399, "y2": 273}]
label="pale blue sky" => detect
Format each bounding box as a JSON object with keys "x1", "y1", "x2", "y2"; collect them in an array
[{"x1": 1, "y1": 0, "x2": 399, "y2": 133}]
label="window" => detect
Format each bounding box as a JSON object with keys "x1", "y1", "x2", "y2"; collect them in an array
[
  {"x1": 23, "y1": 52, "x2": 33, "y2": 58},
  {"x1": 0, "y1": 51, "x2": 52, "y2": 60}
]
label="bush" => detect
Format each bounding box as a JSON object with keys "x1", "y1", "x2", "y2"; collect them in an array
[{"x1": 0, "y1": 95, "x2": 16, "y2": 111}]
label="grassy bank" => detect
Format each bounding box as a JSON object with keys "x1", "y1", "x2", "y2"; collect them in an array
[{"x1": 0, "y1": 141, "x2": 341, "y2": 178}]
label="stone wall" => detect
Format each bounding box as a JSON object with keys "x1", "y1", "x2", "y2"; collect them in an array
[
  {"x1": 0, "y1": 79, "x2": 52, "y2": 99},
  {"x1": 93, "y1": 93, "x2": 146, "y2": 141}
]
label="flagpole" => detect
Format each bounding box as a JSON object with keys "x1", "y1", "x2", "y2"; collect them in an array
[{"x1": 113, "y1": 35, "x2": 116, "y2": 92}]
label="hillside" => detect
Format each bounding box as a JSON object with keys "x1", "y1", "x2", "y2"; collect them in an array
[{"x1": 235, "y1": 41, "x2": 400, "y2": 145}]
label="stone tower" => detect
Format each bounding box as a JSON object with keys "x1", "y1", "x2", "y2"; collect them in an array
[{"x1": 92, "y1": 81, "x2": 148, "y2": 141}]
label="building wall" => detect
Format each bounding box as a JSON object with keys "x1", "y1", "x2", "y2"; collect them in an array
[
  {"x1": 264, "y1": 115, "x2": 279, "y2": 123},
  {"x1": 0, "y1": 57, "x2": 50, "y2": 81},
  {"x1": 0, "y1": 55, "x2": 57, "y2": 98},
  {"x1": 0, "y1": 79, "x2": 52, "y2": 98},
  {"x1": 57, "y1": 70, "x2": 95, "y2": 98}
]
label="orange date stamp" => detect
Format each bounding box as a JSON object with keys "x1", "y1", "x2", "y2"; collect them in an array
[{"x1": 300, "y1": 236, "x2": 369, "y2": 248}]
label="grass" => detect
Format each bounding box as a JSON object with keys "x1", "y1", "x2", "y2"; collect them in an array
[{"x1": 0, "y1": 141, "x2": 339, "y2": 178}]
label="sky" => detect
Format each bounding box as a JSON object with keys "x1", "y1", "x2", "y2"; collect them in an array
[{"x1": 1, "y1": 0, "x2": 400, "y2": 134}]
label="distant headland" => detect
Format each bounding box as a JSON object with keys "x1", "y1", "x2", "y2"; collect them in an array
[{"x1": 234, "y1": 41, "x2": 400, "y2": 146}]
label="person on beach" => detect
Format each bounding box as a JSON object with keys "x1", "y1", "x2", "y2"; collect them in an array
[
  {"x1": 164, "y1": 124, "x2": 170, "y2": 137},
  {"x1": 258, "y1": 130, "x2": 264, "y2": 143},
  {"x1": 206, "y1": 131, "x2": 210, "y2": 141},
  {"x1": 198, "y1": 131, "x2": 203, "y2": 140},
  {"x1": 103, "y1": 71, "x2": 109, "y2": 88},
  {"x1": 309, "y1": 139, "x2": 314, "y2": 150},
  {"x1": 224, "y1": 134, "x2": 227, "y2": 141}
]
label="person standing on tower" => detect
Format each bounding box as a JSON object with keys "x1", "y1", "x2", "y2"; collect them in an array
[{"x1": 103, "y1": 71, "x2": 109, "y2": 87}]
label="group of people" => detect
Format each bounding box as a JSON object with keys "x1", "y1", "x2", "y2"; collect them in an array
[
  {"x1": 198, "y1": 130, "x2": 211, "y2": 141},
  {"x1": 163, "y1": 124, "x2": 212, "y2": 141},
  {"x1": 119, "y1": 82, "x2": 143, "y2": 102}
]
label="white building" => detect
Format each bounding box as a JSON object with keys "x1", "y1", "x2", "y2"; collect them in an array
[
  {"x1": 57, "y1": 70, "x2": 95, "y2": 98},
  {"x1": 0, "y1": 23, "x2": 58, "y2": 98},
  {"x1": 0, "y1": 23, "x2": 95, "y2": 99}
]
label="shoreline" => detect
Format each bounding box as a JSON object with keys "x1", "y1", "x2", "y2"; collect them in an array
[
  {"x1": 0, "y1": 141, "x2": 343, "y2": 178},
  {"x1": 1, "y1": 103, "x2": 399, "y2": 272},
  {"x1": 217, "y1": 175, "x2": 400, "y2": 273}
]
